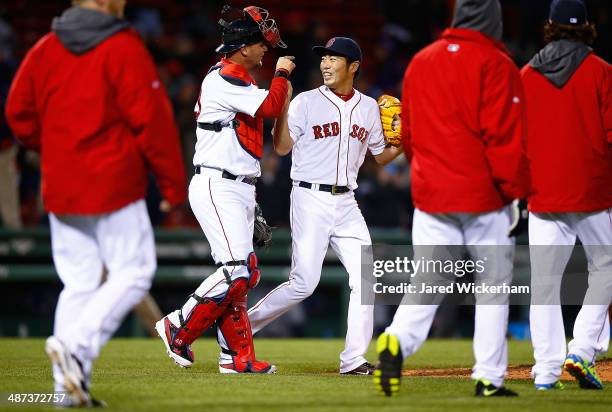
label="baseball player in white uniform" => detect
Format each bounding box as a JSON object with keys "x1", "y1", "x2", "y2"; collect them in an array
[
  {"x1": 240, "y1": 37, "x2": 403, "y2": 375},
  {"x1": 155, "y1": 5, "x2": 296, "y2": 374}
]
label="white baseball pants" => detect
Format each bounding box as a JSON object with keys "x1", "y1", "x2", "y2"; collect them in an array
[
  {"x1": 182, "y1": 169, "x2": 256, "y2": 355},
  {"x1": 385, "y1": 207, "x2": 514, "y2": 387},
  {"x1": 529, "y1": 210, "x2": 612, "y2": 385},
  {"x1": 50, "y1": 199, "x2": 156, "y2": 389},
  {"x1": 247, "y1": 185, "x2": 374, "y2": 373}
]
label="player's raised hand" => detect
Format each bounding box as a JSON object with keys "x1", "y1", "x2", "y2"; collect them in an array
[{"x1": 276, "y1": 56, "x2": 296, "y2": 75}]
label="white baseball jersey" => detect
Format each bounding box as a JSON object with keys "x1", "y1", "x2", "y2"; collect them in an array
[
  {"x1": 193, "y1": 64, "x2": 269, "y2": 177},
  {"x1": 288, "y1": 86, "x2": 386, "y2": 189}
]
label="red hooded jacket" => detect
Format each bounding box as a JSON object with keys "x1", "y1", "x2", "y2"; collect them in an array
[
  {"x1": 5, "y1": 28, "x2": 186, "y2": 214},
  {"x1": 521, "y1": 53, "x2": 612, "y2": 212},
  {"x1": 401, "y1": 28, "x2": 529, "y2": 213}
]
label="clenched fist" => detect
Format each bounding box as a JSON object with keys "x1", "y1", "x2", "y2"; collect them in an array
[{"x1": 276, "y1": 56, "x2": 296, "y2": 75}]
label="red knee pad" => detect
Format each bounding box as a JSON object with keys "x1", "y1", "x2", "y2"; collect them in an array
[
  {"x1": 173, "y1": 278, "x2": 248, "y2": 346},
  {"x1": 247, "y1": 252, "x2": 261, "y2": 289}
]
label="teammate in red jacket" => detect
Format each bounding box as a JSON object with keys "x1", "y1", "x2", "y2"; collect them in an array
[
  {"x1": 5, "y1": 0, "x2": 186, "y2": 406},
  {"x1": 375, "y1": 0, "x2": 527, "y2": 398},
  {"x1": 522, "y1": 0, "x2": 611, "y2": 391}
]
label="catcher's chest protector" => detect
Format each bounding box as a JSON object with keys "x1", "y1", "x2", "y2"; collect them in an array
[
  {"x1": 235, "y1": 112, "x2": 264, "y2": 159},
  {"x1": 218, "y1": 62, "x2": 264, "y2": 159}
]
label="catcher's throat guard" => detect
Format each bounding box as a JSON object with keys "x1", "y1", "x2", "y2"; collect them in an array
[
  {"x1": 246, "y1": 251, "x2": 261, "y2": 289},
  {"x1": 243, "y1": 6, "x2": 286, "y2": 49},
  {"x1": 216, "y1": 5, "x2": 286, "y2": 54}
]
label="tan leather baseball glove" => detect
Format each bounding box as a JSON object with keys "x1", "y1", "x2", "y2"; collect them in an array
[{"x1": 377, "y1": 94, "x2": 402, "y2": 147}]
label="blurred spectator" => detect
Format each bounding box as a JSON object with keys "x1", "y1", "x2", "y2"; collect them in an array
[
  {"x1": 0, "y1": 17, "x2": 21, "y2": 229},
  {"x1": 256, "y1": 146, "x2": 292, "y2": 227},
  {"x1": 3, "y1": 0, "x2": 611, "y2": 229},
  {"x1": 357, "y1": 155, "x2": 412, "y2": 228}
]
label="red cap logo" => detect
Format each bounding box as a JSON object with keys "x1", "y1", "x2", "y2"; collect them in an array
[{"x1": 325, "y1": 38, "x2": 336, "y2": 48}]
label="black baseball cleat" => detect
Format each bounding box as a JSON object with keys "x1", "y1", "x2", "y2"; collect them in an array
[
  {"x1": 474, "y1": 378, "x2": 519, "y2": 397},
  {"x1": 341, "y1": 362, "x2": 376, "y2": 375},
  {"x1": 373, "y1": 333, "x2": 403, "y2": 397},
  {"x1": 88, "y1": 398, "x2": 108, "y2": 408}
]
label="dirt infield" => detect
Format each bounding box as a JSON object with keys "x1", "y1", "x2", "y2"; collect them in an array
[{"x1": 403, "y1": 358, "x2": 612, "y2": 381}]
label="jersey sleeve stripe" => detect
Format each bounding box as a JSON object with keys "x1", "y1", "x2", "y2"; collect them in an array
[{"x1": 220, "y1": 74, "x2": 250, "y2": 87}]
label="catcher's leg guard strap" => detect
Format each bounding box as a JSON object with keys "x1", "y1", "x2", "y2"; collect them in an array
[
  {"x1": 173, "y1": 278, "x2": 248, "y2": 346},
  {"x1": 216, "y1": 260, "x2": 247, "y2": 268},
  {"x1": 247, "y1": 252, "x2": 260, "y2": 289}
]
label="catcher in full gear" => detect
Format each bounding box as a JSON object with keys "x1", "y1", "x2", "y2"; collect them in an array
[{"x1": 155, "y1": 4, "x2": 295, "y2": 374}]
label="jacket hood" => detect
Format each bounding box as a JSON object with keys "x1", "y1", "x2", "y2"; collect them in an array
[
  {"x1": 52, "y1": 7, "x2": 130, "y2": 54},
  {"x1": 451, "y1": 0, "x2": 503, "y2": 41},
  {"x1": 529, "y1": 40, "x2": 591, "y2": 88}
]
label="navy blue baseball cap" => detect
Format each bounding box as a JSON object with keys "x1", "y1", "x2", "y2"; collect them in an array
[
  {"x1": 312, "y1": 37, "x2": 362, "y2": 62},
  {"x1": 549, "y1": 0, "x2": 589, "y2": 25}
]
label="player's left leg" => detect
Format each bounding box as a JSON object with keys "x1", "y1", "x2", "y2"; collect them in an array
[
  {"x1": 329, "y1": 193, "x2": 374, "y2": 374},
  {"x1": 48, "y1": 213, "x2": 104, "y2": 406},
  {"x1": 216, "y1": 272, "x2": 277, "y2": 374},
  {"x1": 375, "y1": 209, "x2": 462, "y2": 396},
  {"x1": 247, "y1": 186, "x2": 331, "y2": 332},
  {"x1": 465, "y1": 206, "x2": 517, "y2": 394},
  {"x1": 528, "y1": 212, "x2": 576, "y2": 389},
  {"x1": 565, "y1": 209, "x2": 612, "y2": 389}
]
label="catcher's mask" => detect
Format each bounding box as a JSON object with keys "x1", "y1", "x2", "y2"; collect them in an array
[{"x1": 216, "y1": 5, "x2": 287, "y2": 54}]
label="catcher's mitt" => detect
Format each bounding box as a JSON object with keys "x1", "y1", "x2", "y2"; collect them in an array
[
  {"x1": 253, "y1": 203, "x2": 272, "y2": 248},
  {"x1": 377, "y1": 94, "x2": 402, "y2": 146}
]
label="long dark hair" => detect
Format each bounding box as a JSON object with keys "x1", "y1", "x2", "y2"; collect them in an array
[{"x1": 543, "y1": 21, "x2": 597, "y2": 45}]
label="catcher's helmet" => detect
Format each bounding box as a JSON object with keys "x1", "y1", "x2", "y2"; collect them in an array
[{"x1": 216, "y1": 5, "x2": 287, "y2": 54}]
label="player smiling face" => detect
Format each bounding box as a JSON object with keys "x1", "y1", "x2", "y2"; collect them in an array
[{"x1": 320, "y1": 54, "x2": 359, "y2": 93}]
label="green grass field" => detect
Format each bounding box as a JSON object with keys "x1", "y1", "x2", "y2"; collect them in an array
[{"x1": 0, "y1": 338, "x2": 610, "y2": 411}]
